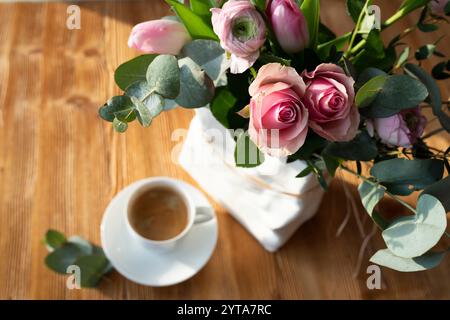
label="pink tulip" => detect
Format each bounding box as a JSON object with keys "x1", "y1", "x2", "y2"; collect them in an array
[
  {"x1": 372, "y1": 107, "x2": 427, "y2": 148},
  {"x1": 128, "y1": 19, "x2": 191, "y2": 55},
  {"x1": 267, "y1": 0, "x2": 309, "y2": 54}
]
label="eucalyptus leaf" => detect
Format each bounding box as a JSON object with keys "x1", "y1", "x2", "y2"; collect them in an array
[
  {"x1": 44, "y1": 230, "x2": 66, "y2": 251},
  {"x1": 181, "y1": 40, "x2": 230, "y2": 86},
  {"x1": 74, "y1": 255, "x2": 111, "y2": 288},
  {"x1": 114, "y1": 54, "x2": 156, "y2": 91},
  {"x1": 355, "y1": 67, "x2": 387, "y2": 89},
  {"x1": 370, "y1": 249, "x2": 447, "y2": 272},
  {"x1": 176, "y1": 57, "x2": 215, "y2": 108},
  {"x1": 112, "y1": 118, "x2": 128, "y2": 133},
  {"x1": 371, "y1": 158, "x2": 444, "y2": 196},
  {"x1": 146, "y1": 55, "x2": 180, "y2": 99},
  {"x1": 323, "y1": 130, "x2": 378, "y2": 161},
  {"x1": 358, "y1": 181, "x2": 385, "y2": 216},
  {"x1": 423, "y1": 175, "x2": 450, "y2": 212},
  {"x1": 126, "y1": 81, "x2": 164, "y2": 126},
  {"x1": 45, "y1": 243, "x2": 82, "y2": 274},
  {"x1": 68, "y1": 236, "x2": 93, "y2": 256},
  {"x1": 357, "y1": 74, "x2": 428, "y2": 118},
  {"x1": 381, "y1": 194, "x2": 447, "y2": 258},
  {"x1": 404, "y1": 63, "x2": 450, "y2": 132},
  {"x1": 99, "y1": 96, "x2": 136, "y2": 123},
  {"x1": 395, "y1": 47, "x2": 410, "y2": 69}
]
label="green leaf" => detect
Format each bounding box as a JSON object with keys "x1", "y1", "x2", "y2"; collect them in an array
[
  {"x1": 99, "y1": 95, "x2": 136, "y2": 123},
  {"x1": 112, "y1": 118, "x2": 128, "y2": 132},
  {"x1": 44, "y1": 230, "x2": 66, "y2": 251},
  {"x1": 45, "y1": 243, "x2": 82, "y2": 274},
  {"x1": 432, "y1": 61, "x2": 450, "y2": 80},
  {"x1": 181, "y1": 40, "x2": 229, "y2": 86},
  {"x1": 74, "y1": 255, "x2": 111, "y2": 288},
  {"x1": 404, "y1": 63, "x2": 450, "y2": 132},
  {"x1": 317, "y1": 32, "x2": 351, "y2": 58},
  {"x1": 346, "y1": 0, "x2": 369, "y2": 23},
  {"x1": 322, "y1": 154, "x2": 340, "y2": 177},
  {"x1": 190, "y1": 0, "x2": 213, "y2": 19},
  {"x1": 251, "y1": 0, "x2": 266, "y2": 11},
  {"x1": 146, "y1": 55, "x2": 180, "y2": 99},
  {"x1": 422, "y1": 175, "x2": 450, "y2": 212},
  {"x1": 234, "y1": 131, "x2": 265, "y2": 168},
  {"x1": 357, "y1": 74, "x2": 428, "y2": 118},
  {"x1": 395, "y1": 46, "x2": 410, "y2": 69},
  {"x1": 114, "y1": 54, "x2": 156, "y2": 91},
  {"x1": 210, "y1": 87, "x2": 247, "y2": 129},
  {"x1": 288, "y1": 131, "x2": 328, "y2": 161},
  {"x1": 370, "y1": 249, "x2": 447, "y2": 272},
  {"x1": 382, "y1": 194, "x2": 447, "y2": 258},
  {"x1": 358, "y1": 181, "x2": 385, "y2": 216},
  {"x1": 176, "y1": 57, "x2": 215, "y2": 108},
  {"x1": 355, "y1": 67, "x2": 387, "y2": 89},
  {"x1": 371, "y1": 158, "x2": 444, "y2": 196},
  {"x1": 126, "y1": 81, "x2": 164, "y2": 126},
  {"x1": 300, "y1": 0, "x2": 320, "y2": 48},
  {"x1": 323, "y1": 130, "x2": 378, "y2": 161},
  {"x1": 296, "y1": 166, "x2": 313, "y2": 178},
  {"x1": 318, "y1": 22, "x2": 336, "y2": 44},
  {"x1": 166, "y1": 0, "x2": 218, "y2": 40},
  {"x1": 68, "y1": 236, "x2": 93, "y2": 256}
]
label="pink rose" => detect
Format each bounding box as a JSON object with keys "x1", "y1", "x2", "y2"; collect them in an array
[
  {"x1": 211, "y1": 0, "x2": 266, "y2": 74},
  {"x1": 128, "y1": 19, "x2": 191, "y2": 55},
  {"x1": 248, "y1": 63, "x2": 309, "y2": 156},
  {"x1": 267, "y1": 0, "x2": 309, "y2": 54},
  {"x1": 301, "y1": 63, "x2": 360, "y2": 142},
  {"x1": 429, "y1": 0, "x2": 449, "y2": 15},
  {"x1": 372, "y1": 107, "x2": 427, "y2": 148}
]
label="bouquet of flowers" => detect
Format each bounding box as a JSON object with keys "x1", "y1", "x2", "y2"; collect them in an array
[{"x1": 99, "y1": 0, "x2": 450, "y2": 272}]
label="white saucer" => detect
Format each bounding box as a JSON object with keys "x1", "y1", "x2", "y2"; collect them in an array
[{"x1": 100, "y1": 178, "x2": 218, "y2": 287}]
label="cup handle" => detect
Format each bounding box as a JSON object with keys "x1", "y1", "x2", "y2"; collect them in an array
[{"x1": 193, "y1": 206, "x2": 214, "y2": 224}]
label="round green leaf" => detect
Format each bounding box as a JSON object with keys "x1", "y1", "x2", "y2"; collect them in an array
[
  {"x1": 355, "y1": 74, "x2": 387, "y2": 108},
  {"x1": 44, "y1": 230, "x2": 66, "y2": 251},
  {"x1": 382, "y1": 194, "x2": 447, "y2": 258},
  {"x1": 99, "y1": 95, "x2": 135, "y2": 123},
  {"x1": 175, "y1": 57, "x2": 215, "y2": 108},
  {"x1": 114, "y1": 54, "x2": 156, "y2": 91},
  {"x1": 370, "y1": 249, "x2": 447, "y2": 272},
  {"x1": 68, "y1": 236, "x2": 93, "y2": 256},
  {"x1": 74, "y1": 255, "x2": 111, "y2": 288},
  {"x1": 126, "y1": 81, "x2": 164, "y2": 127},
  {"x1": 112, "y1": 118, "x2": 128, "y2": 132},
  {"x1": 146, "y1": 55, "x2": 180, "y2": 99},
  {"x1": 358, "y1": 181, "x2": 385, "y2": 216},
  {"x1": 45, "y1": 243, "x2": 82, "y2": 274}
]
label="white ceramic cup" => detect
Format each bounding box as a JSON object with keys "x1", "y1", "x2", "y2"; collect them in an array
[{"x1": 124, "y1": 178, "x2": 213, "y2": 252}]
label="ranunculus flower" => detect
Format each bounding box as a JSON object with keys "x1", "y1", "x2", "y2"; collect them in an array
[
  {"x1": 267, "y1": 0, "x2": 309, "y2": 54},
  {"x1": 429, "y1": 0, "x2": 449, "y2": 15},
  {"x1": 372, "y1": 107, "x2": 427, "y2": 148},
  {"x1": 211, "y1": 0, "x2": 266, "y2": 74},
  {"x1": 128, "y1": 19, "x2": 191, "y2": 55},
  {"x1": 301, "y1": 63, "x2": 359, "y2": 142},
  {"x1": 248, "y1": 63, "x2": 309, "y2": 156}
]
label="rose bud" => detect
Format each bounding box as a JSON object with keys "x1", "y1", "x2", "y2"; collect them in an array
[
  {"x1": 267, "y1": 0, "x2": 309, "y2": 54},
  {"x1": 128, "y1": 19, "x2": 191, "y2": 55},
  {"x1": 248, "y1": 63, "x2": 309, "y2": 156},
  {"x1": 372, "y1": 107, "x2": 427, "y2": 148},
  {"x1": 211, "y1": 0, "x2": 266, "y2": 74}
]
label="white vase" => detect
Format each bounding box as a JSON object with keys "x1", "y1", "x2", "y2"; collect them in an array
[{"x1": 179, "y1": 108, "x2": 326, "y2": 252}]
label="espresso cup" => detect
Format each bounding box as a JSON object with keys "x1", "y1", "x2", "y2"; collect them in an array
[{"x1": 124, "y1": 178, "x2": 213, "y2": 252}]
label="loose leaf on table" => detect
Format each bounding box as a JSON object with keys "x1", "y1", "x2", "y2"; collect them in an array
[
  {"x1": 175, "y1": 57, "x2": 215, "y2": 108},
  {"x1": 45, "y1": 243, "x2": 83, "y2": 274},
  {"x1": 114, "y1": 54, "x2": 156, "y2": 91},
  {"x1": 404, "y1": 63, "x2": 450, "y2": 132},
  {"x1": 68, "y1": 236, "x2": 93, "y2": 256},
  {"x1": 300, "y1": 0, "x2": 320, "y2": 48},
  {"x1": 370, "y1": 158, "x2": 444, "y2": 196},
  {"x1": 210, "y1": 87, "x2": 247, "y2": 130},
  {"x1": 370, "y1": 248, "x2": 447, "y2": 272},
  {"x1": 74, "y1": 255, "x2": 111, "y2": 288},
  {"x1": 381, "y1": 194, "x2": 447, "y2": 258},
  {"x1": 356, "y1": 74, "x2": 428, "y2": 118},
  {"x1": 181, "y1": 40, "x2": 230, "y2": 86},
  {"x1": 323, "y1": 130, "x2": 378, "y2": 161},
  {"x1": 146, "y1": 55, "x2": 180, "y2": 99},
  {"x1": 166, "y1": 0, "x2": 218, "y2": 40},
  {"x1": 234, "y1": 131, "x2": 265, "y2": 168},
  {"x1": 44, "y1": 230, "x2": 66, "y2": 251}
]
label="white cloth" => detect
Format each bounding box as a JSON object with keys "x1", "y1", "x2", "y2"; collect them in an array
[{"x1": 178, "y1": 108, "x2": 325, "y2": 252}]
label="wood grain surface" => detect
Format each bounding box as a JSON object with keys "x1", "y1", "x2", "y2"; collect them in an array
[{"x1": 0, "y1": 0, "x2": 448, "y2": 300}]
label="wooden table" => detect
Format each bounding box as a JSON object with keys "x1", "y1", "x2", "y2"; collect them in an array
[{"x1": 0, "y1": 0, "x2": 448, "y2": 300}]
